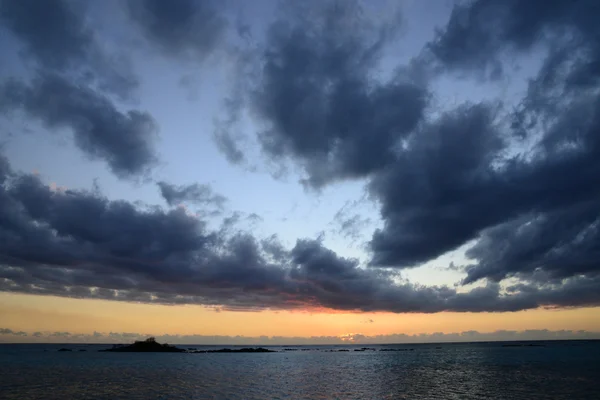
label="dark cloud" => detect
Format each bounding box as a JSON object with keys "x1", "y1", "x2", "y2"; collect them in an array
[
  {"x1": 0, "y1": 0, "x2": 138, "y2": 98},
  {"x1": 126, "y1": 0, "x2": 226, "y2": 61},
  {"x1": 0, "y1": 0, "x2": 157, "y2": 180},
  {"x1": 369, "y1": 103, "x2": 504, "y2": 267},
  {"x1": 465, "y1": 203, "x2": 600, "y2": 284},
  {"x1": 2, "y1": 155, "x2": 598, "y2": 313},
  {"x1": 213, "y1": 0, "x2": 600, "y2": 301},
  {"x1": 1, "y1": 0, "x2": 600, "y2": 314},
  {"x1": 427, "y1": 0, "x2": 598, "y2": 78},
  {"x1": 0, "y1": 74, "x2": 158, "y2": 178},
  {"x1": 0, "y1": 0, "x2": 91, "y2": 70},
  {"x1": 222, "y1": 0, "x2": 426, "y2": 188},
  {"x1": 157, "y1": 181, "x2": 226, "y2": 209},
  {"x1": 365, "y1": 0, "x2": 600, "y2": 293},
  {"x1": 369, "y1": 79, "x2": 600, "y2": 283}
]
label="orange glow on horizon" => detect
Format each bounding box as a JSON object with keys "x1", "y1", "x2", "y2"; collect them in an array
[{"x1": 1, "y1": 293, "x2": 599, "y2": 341}]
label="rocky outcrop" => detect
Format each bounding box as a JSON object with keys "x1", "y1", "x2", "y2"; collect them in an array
[{"x1": 100, "y1": 337, "x2": 185, "y2": 353}]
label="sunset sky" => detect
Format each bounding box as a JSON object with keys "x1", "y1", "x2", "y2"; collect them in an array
[{"x1": 1, "y1": 0, "x2": 599, "y2": 344}]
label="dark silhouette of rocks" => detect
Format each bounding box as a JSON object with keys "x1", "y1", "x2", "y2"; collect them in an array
[
  {"x1": 100, "y1": 337, "x2": 185, "y2": 353},
  {"x1": 189, "y1": 347, "x2": 275, "y2": 353},
  {"x1": 78, "y1": 349, "x2": 87, "y2": 352},
  {"x1": 354, "y1": 347, "x2": 376, "y2": 352},
  {"x1": 58, "y1": 348, "x2": 72, "y2": 352},
  {"x1": 98, "y1": 337, "x2": 277, "y2": 354},
  {"x1": 379, "y1": 348, "x2": 415, "y2": 352}
]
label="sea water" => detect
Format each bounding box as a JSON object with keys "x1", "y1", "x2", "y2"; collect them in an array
[{"x1": 1, "y1": 341, "x2": 599, "y2": 399}]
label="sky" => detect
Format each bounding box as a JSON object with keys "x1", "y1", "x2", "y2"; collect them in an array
[{"x1": 0, "y1": 0, "x2": 600, "y2": 344}]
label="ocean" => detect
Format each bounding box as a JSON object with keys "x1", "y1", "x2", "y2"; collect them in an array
[{"x1": 1, "y1": 341, "x2": 599, "y2": 399}]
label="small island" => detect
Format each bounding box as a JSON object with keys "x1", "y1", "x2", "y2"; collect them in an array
[{"x1": 100, "y1": 337, "x2": 186, "y2": 353}]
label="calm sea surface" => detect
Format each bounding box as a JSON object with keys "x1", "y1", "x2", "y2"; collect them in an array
[{"x1": 1, "y1": 341, "x2": 599, "y2": 399}]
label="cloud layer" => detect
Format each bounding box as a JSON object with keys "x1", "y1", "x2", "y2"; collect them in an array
[
  {"x1": 1, "y1": 327, "x2": 598, "y2": 344},
  {"x1": 1, "y1": 154, "x2": 599, "y2": 312},
  {"x1": 1, "y1": 0, "x2": 600, "y2": 315}
]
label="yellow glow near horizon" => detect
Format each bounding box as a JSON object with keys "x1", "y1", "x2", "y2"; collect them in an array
[{"x1": 1, "y1": 293, "x2": 599, "y2": 340}]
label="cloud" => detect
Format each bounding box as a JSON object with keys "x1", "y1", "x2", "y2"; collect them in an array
[
  {"x1": 332, "y1": 201, "x2": 372, "y2": 242},
  {"x1": 368, "y1": 103, "x2": 505, "y2": 267},
  {"x1": 126, "y1": 0, "x2": 226, "y2": 61},
  {"x1": 384, "y1": 0, "x2": 600, "y2": 285},
  {"x1": 2, "y1": 154, "x2": 599, "y2": 313},
  {"x1": 0, "y1": 0, "x2": 159, "y2": 180},
  {"x1": 157, "y1": 181, "x2": 226, "y2": 210},
  {"x1": 50, "y1": 331, "x2": 71, "y2": 337},
  {"x1": 214, "y1": 0, "x2": 600, "y2": 297},
  {"x1": 0, "y1": 0, "x2": 91, "y2": 70},
  {"x1": 0, "y1": 0, "x2": 600, "y2": 314},
  {"x1": 0, "y1": 0, "x2": 138, "y2": 98},
  {"x1": 213, "y1": 126, "x2": 246, "y2": 165},
  {"x1": 369, "y1": 94, "x2": 600, "y2": 283},
  {"x1": 0, "y1": 74, "x2": 158, "y2": 178},
  {"x1": 215, "y1": 0, "x2": 600, "y2": 298},
  {"x1": 426, "y1": 0, "x2": 597, "y2": 79},
  {"x1": 464, "y1": 205, "x2": 600, "y2": 284},
  {"x1": 221, "y1": 0, "x2": 425, "y2": 188},
  {"x1": 2, "y1": 328, "x2": 599, "y2": 344},
  {"x1": 0, "y1": 328, "x2": 26, "y2": 336},
  {"x1": 346, "y1": 0, "x2": 600, "y2": 294}
]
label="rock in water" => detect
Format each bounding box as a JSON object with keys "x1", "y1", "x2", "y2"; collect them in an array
[{"x1": 100, "y1": 337, "x2": 186, "y2": 353}]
